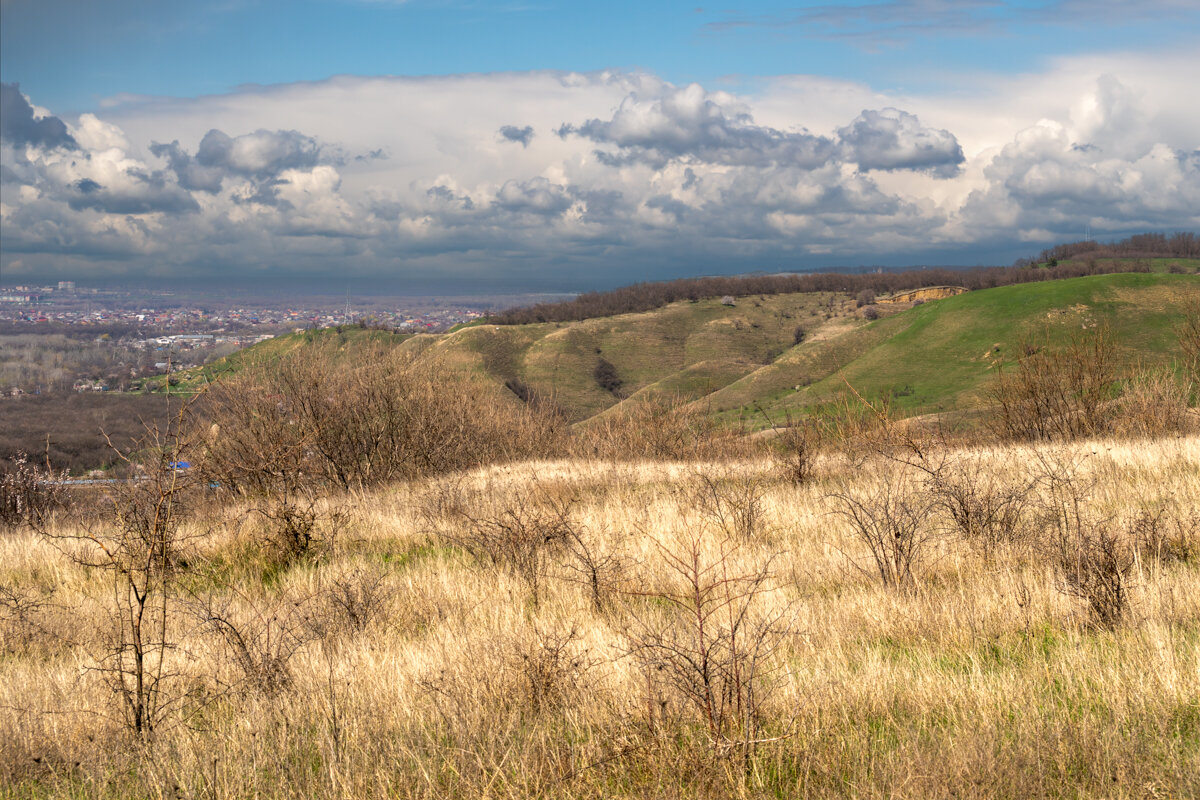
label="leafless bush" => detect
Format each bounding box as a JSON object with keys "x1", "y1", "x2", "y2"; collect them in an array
[
  {"x1": 687, "y1": 468, "x2": 771, "y2": 541},
  {"x1": 861, "y1": 305, "x2": 880, "y2": 321},
  {"x1": 252, "y1": 493, "x2": 346, "y2": 564},
  {"x1": 811, "y1": 388, "x2": 896, "y2": 468},
  {"x1": 0, "y1": 583, "x2": 59, "y2": 655},
  {"x1": 558, "y1": 523, "x2": 630, "y2": 614},
  {"x1": 0, "y1": 453, "x2": 66, "y2": 532},
  {"x1": 625, "y1": 529, "x2": 792, "y2": 753},
  {"x1": 434, "y1": 484, "x2": 575, "y2": 607},
  {"x1": 199, "y1": 344, "x2": 566, "y2": 494},
  {"x1": 759, "y1": 409, "x2": 819, "y2": 485},
  {"x1": 1177, "y1": 300, "x2": 1200, "y2": 387},
  {"x1": 510, "y1": 626, "x2": 594, "y2": 714},
  {"x1": 1110, "y1": 366, "x2": 1194, "y2": 439},
  {"x1": 924, "y1": 456, "x2": 1034, "y2": 557},
  {"x1": 1129, "y1": 501, "x2": 1198, "y2": 566},
  {"x1": 34, "y1": 400, "x2": 204, "y2": 738},
  {"x1": 1053, "y1": 521, "x2": 1135, "y2": 629},
  {"x1": 194, "y1": 589, "x2": 315, "y2": 698},
  {"x1": 1032, "y1": 450, "x2": 1134, "y2": 628},
  {"x1": 315, "y1": 565, "x2": 396, "y2": 636},
  {"x1": 829, "y1": 468, "x2": 938, "y2": 591},
  {"x1": 856, "y1": 289, "x2": 876, "y2": 308},
  {"x1": 988, "y1": 326, "x2": 1118, "y2": 441},
  {"x1": 577, "y1": 394, "x2": 731, "y2": 461}
]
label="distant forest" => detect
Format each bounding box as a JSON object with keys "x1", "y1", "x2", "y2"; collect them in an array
[{"x1": 488, "y1": 232, "x2": 1199, "y2": 325}]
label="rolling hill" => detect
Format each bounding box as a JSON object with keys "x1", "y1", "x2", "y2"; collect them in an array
[{"x1": 178, "y1": 272, "x2": 1200, "y2": 427}]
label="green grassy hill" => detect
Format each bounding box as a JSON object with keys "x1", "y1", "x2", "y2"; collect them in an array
[
  {"x1": 721, "y1": 271, "x2": 1198, "y2": 425},
  {"x1": 176, "y1": 273, "x2": 1199, "y2": 426}
]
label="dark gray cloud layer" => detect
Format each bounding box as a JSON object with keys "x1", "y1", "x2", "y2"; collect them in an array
[
  {"x1": 0, "y1": 82, "x2": 76, "y2": 150},
  {"x1": 499, "y1": 125, "x2": 535, "y2": 147}
]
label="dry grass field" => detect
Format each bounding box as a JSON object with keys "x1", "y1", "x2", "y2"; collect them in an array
[{"x1": 3, "y1": 430, "x2": 1198, "y2": 799}]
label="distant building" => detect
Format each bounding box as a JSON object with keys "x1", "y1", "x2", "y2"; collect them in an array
[{"x1": 57, "y1": 280, "x2": 76, "y2": 291}]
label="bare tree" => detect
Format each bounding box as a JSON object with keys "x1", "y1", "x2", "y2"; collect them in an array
[{"x1": 37, "y1": 399, "x2": 202, "y2": 738}]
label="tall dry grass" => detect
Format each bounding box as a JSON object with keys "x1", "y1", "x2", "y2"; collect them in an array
[{"x1": 2, "y1": 432, "x2": 1198, "y2": 799}]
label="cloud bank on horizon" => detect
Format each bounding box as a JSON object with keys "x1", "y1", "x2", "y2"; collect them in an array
[{"x1": 1, "y1": 3, "x2": 1197, "y2": 290}]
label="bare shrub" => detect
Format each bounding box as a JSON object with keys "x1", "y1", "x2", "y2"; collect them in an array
[
  {"x1": 433, "y1": 483, "x2": 575, "y2": 607},
  {"x1": 687, "y1": 468, "x2": 771, "y2": 541},
  {"x1": 1053, "y1": 522, "x2": 1135, "y2": 629},
  {"x1": 510, "y1": 626, "x2": 594, "y2": 714},
  {"x1": 829, "y1": 468, "x2": 938, "y2": 591},
  {"x1": 861, "y1": 305, "x2": 880, "y2": 321},
  {"x1": 1111, "y1": 366, "x2": 1194, "y2": 438},
  {"x1": 988, "y1": 326, "x2": 1119, "y2": 441},
  {"x1": 923, "y1": 455, "x2": 1034, "y2": 557},
  {"x1": 578, "y1": 394, "x2": 729, "y2": 461},
  {"x1": 0, "y1": 453, "x2": 66, "y2": 532},
  {"x1": 1129, "y1": 501, "x2": 1198, "y2": 565},
  {"x1": 811, "y1": 387, "x2": 896, "y2": 468},
  {"x1": 199, "y1": 344, "x2": 565, "y2": 493},
  {"x1": 856, "y1": 289, "x2": 876, "y2": 308},
  {"x1": 316, "y1": 565, "x2": 396, "y2": 636},
  {"x1": 1177, "y1": 300, "x2": 1200, "y2": 387},
  {"x1": 792, "y1": 326, "x2": 807, "y2": 346},
  {"x1": 253, "y1": 493, "x2": 346, "y2": 564},
  {"x1": 558, "y1": 524, "x2": 630, "y2": 614},
  {"x1": 758, "y1": 409, "x2": 819, "y2": 485},
  {"x1": 0, "y1": 583, "x2": 59, "y2": 655},
  {"x1": 625, "y1": 529, "x2": 791, "y2": 753},
  {"x1": 1032, "y1": 451, "x2": 1134, "y2": 628},
  {"x1": 194, "y1": 588, "x2": 314, "y2": 698},
  {"x1": 35, "y1": 401, "x2": 203, "y2": 738}
]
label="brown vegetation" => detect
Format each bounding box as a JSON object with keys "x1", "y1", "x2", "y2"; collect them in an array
[{"x1": 2, "y1": 333, "x2": 1199, "y2": 798}]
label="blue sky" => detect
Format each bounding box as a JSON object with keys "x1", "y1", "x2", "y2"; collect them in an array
[
  {"x1": 2, "y1": 0, "x2": 1198, "y2": 290},
  {"x1": 6, "y1": 0, "x2": 1196, "y2": 112}
]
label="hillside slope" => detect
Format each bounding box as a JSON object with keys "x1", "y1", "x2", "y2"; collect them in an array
[
  {"x1": 724, "y1": 271, "x2": 1198, "y2": 424},
  {"x1": 182, "y1": 273, "x2": 1199, "y2": 425}
]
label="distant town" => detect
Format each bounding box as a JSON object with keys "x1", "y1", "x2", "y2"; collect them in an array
[
  {"x1": 1, "y1": 281, "x2": 491, "y2": 332},
  {"x1": 0, "y1": 281, "x2": 546, "y2": 396}
]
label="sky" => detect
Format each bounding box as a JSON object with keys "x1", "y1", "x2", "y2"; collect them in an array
[{"x1": 1, "y1": 0, "x2": 1198, "y2": 292}]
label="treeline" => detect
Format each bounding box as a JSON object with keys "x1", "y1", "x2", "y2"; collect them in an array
[
  {"x1": 488, "y1": 257, "x2": 1150, "y2": 326},
  {"x1": 1032, "y1": 231, "x2": 1200, "y2": 264},
  {"x1": 0, "y1": 393, "x2": 174, "y2": 473}
]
